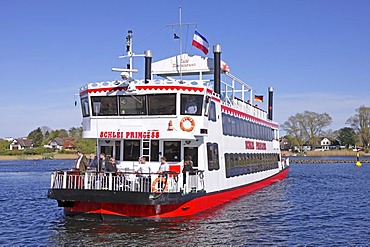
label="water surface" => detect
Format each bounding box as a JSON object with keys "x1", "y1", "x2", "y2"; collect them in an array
[{"x1": 0, "y1": 160, "x2": 369, "y2": 245}]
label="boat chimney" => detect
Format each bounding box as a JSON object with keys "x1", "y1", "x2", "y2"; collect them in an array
[
  {"x1": 144, "y1": 50, "x2": 152, "y2": 84},
  {"x1": 213, "y1": 45, "x2": 221, "y2": 95},
  {"x1": 268, "y1": 87, "x2": 274, "y2": 120}
]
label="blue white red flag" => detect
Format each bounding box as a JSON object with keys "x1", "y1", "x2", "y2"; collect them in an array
[{"x1": 192, "y1": 30, "x2": 209, "y2": 55}]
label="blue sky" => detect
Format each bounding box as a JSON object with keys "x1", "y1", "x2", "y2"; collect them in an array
[{"x1": 1, "y1": 0, "x2": 369, "y2": 138}]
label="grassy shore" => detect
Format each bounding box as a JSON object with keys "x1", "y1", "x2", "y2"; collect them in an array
[
  {"x1": 282, "y1": 150, "x2": 369, "y2": 157},
  {"x1": 0, "y1": 153, "x2": 77, "y2": 161}
]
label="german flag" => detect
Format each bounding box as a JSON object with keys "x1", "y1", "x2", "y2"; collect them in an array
[{"x1": 254, "y1": 95, "x2": 263, "y2": 102}]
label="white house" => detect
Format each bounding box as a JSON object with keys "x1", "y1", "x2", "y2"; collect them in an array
[
  {"x1": 44, "y1": 138, "x2": 64, "y2": 150},
  {"x1": 10, "y1": 138, "x2": 33, "y2": 150}
]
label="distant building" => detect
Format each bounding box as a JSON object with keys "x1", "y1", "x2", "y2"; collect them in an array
[
  {"x1": 63, "y1": 137, "x2": 76, "y2": 150},
  {"x1": 10, "y1": 138, "x2": 33, "y2": 150},
  {"x1": 315, "y1": 137, "x2": 340, "y2": 151},
  {"x1": 44, "y1": 138, "x2": 64, "y2": 150},
  {"x1": 279, "y1": 137, "x2": 292, "y2": 151}
]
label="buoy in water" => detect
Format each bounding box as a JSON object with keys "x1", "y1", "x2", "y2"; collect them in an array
[{"x1": 355, "y1": 152, "x2": 362, "y2": 166}]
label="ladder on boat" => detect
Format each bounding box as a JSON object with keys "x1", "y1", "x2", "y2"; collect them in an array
[{"x1": 142, "y1": 136, "x2": 151, "y2": 162}]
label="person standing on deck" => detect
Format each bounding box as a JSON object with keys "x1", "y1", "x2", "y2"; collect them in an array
[
  {"x1": 182, "y1": 156, "x2": 194, "y2": 185},
  {"x1": 157, "y1": 156, "x2": 169, "y2": 173},
  {"x1": 136, "y1": 156, "x2": 151, "y2": 192},
  {"x1": 99, "y1": 153, "x2": 109, "y2": 172},
  {"x1": 73, "y1": 150, "x2": 88, "y2": 174},
  {"x1": 105, "y1": 157, "x2": 117, "y2": 173}
]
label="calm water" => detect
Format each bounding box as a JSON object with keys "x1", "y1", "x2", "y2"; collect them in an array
[{"x1": 0, "y1": 159, "x2": 369, "y2": 246}]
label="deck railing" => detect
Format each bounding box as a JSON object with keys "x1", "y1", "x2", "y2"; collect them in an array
[{"x1": 50, "y1": 170, "x2": 205, "y2": 194}]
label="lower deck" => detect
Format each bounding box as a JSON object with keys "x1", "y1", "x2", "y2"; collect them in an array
[{"x1": 48, "y1": 167, "x2": 290, "y2": 218}]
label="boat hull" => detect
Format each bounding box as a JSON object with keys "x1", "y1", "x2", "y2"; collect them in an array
[{"x1": 49, "y1": 167, "x2": 289, "y2": 218}]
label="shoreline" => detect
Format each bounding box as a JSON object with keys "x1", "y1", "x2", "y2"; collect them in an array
[
  {"x1": 0, "y1": 153, "x2": 77, "y2": 161},
  {"x1": 0, "y1": 150, "x2": 368, "y2": 161}
]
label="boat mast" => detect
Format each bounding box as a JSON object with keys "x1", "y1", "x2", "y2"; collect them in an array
[
  {"x1": 166, "y1": 6, "x2": 196, "y2": 81},
  {"x1": 112, "y1": 30, "x2": 142, "y2": 80}
]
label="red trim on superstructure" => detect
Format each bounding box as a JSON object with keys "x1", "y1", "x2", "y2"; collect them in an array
[
  {"x1": 64, "y1": 167, "x2": 289, "y2": 218},
  {"x1": 221, "y1": 105, "x2": 279, "y2": 128},
  {"x1": 80, "y1": 86, "x2": 128, "y2": 96},
  {"x1": 135, "y1": 85, "x2": 204, "y2": 92}
]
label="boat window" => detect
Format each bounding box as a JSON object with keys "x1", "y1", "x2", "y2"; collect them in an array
[
  {"x1": 208, "y1": 101, "x2": 216, "y2": 122},
  {"x1": 119, "y1": 95, "x2": 146, "y2": 115},
  {"x1": 207, "y1": 142, "x2": 220, "y2": 171},
  {"x1": 221, "y1": 113, "x2": 274, "y2": 141},
  {"x1": 91, "y1": 96, "x2": 118, "y2": 116},
  {"x1": 224, "y1": 153, "x2": 279, "y2": 178},
  {"x1": 123, "y1": 140, "x2": 140, "y2": 161},
  {"x1": 150, "y1": 140, "x2": 159, "y2": 162},
  {"x1": 80, "y1": 97, "x2": 90, "y2": 117},
  {"x1": 180, "y1": 94, "x2": 203, "y2": 115},
  {"x1": 115, "y1": 141, "x2": 121, "y2": 160},
  {"x1": 147, "y1": 94, "x2": 176, "y2": 115},
  {"x1": 163, "y1": 141, "x2": 180, "y2": 162}
]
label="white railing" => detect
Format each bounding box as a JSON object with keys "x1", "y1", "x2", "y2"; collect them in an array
[{"x1": 50, "y1": 170, "x2": 205, "y2": 194}]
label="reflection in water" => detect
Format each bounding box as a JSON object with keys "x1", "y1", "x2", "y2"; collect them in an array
[{"x1": 48, "y1": 181, "x2": 291, "y2": 246}]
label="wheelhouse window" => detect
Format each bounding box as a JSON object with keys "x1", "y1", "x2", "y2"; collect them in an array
[
  {"x1": 148, "y1": 94, "x2": 176, "y2": 115},
  {"x1": 207, "y1": 142, "x2": 220, "y2": 171},
  {"x1": 181, "y1": 94, "x2": 203, "y2": 115},
  {"x1": 163, "y1": 141, "x2": 180, "y2": 162},
  {"x1": 119, "y1": 95, "x2": 146, "y2": 115},
  {"x1": 91, "y1": 96, "x2": 118, "y2": 116},
  {"x1": 81, "y1": 97, "x2": 90, "y2": 117},
  {"x1": 123, "y1": 140, "x2": 140, "y2": 161}
]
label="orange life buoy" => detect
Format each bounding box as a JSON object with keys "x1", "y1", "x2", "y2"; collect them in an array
[
  {"x1": 151, "y1": 177, "x2": 168, "y2": 193},
  {"x1": 180, "y1": 117, "x2": 195, "y2": 132}
]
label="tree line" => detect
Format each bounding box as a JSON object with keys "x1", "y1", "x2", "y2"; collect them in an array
[
  {"x1": 282, "y1": 105, "x2": 370, "y2": 152},
  {"x1": 0, "y1": 126, "x2": 95, "y2": 155}
]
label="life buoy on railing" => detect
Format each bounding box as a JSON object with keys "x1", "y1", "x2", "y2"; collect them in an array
[
  {"x1": 180, "y1": 117, "x2": 195, "y2": 132},
  {"x1": 151, "y1": 177, "x2": 168, "y2": 193}
]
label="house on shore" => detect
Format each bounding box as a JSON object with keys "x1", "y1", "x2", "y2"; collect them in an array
[{"x1": 10, "y1": 138, "x2": 33, "y2": 150}]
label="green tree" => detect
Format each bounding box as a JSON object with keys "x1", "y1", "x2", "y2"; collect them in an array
[
  {"x1": 75, "y1": 138, "x2": 96, "y2": 154},
  {"x1": 69, "y1": 127, "x2": 82, "y2": 140},
  {"x1": 0, "y1": 139, "x2": 11, "y2": 151},
  {"x1": 335, "y1": 127, "x2": 356, "y2": 148},
  {"x1": 27, "y1": 127, "x2": 43, "y2": 147},
  {"x1": 346, "y1": 105, "x2": 370, "y2": 150},
  {"x1": 49, "y1": 129, "x2": 69, "y2": 140},
  {"x1": 282, "y1": 111, "x2": 332, "y2": 151}
]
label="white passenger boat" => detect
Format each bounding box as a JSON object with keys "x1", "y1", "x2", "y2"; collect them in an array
[{"x1": 48, "y1": 29, "x2": 289, "y2": 218}]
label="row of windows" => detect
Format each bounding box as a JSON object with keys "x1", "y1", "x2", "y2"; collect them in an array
[
  {"x1": 222, "y1": 113, "x2": 274, "y2": 141},
  {"x1": 225, "y1": 153, "x2": 279, "y2": 178},
  {"x1": 81, "y1": 94, "x2": 204, "y2": 117},
  {"x1": 122, "y1": 140, "x2": 181, "y2": 162}
]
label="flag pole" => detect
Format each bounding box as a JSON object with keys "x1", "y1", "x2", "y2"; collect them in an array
[{"x1": 179, "y1": 6, "x2": 183, "y2": 81}]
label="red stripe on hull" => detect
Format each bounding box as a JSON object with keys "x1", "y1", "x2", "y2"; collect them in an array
[{"x1": 65, "y1": 168, "x2": 289, "y2": 218}]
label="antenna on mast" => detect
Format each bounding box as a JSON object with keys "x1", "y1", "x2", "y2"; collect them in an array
[
  {"x1": 112, "y1": 30, "x2": 144, "y2": 81},
  {"x1": 165, "y1": 7, "x2": 196, "y2": 81}
]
